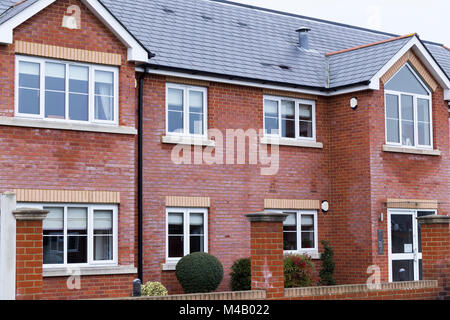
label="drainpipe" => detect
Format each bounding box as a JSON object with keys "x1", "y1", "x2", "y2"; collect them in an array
[{"x1": 136, "y1": 58, "x2": 154, "y2": 282}]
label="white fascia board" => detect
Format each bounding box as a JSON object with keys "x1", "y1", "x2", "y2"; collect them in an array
[
  {"x1": 0, "y1": 0, "x2": 148, "y2": 63},
  {"x1": 140, "y1": 68, "x2": 330, "y2": 96},
  {"x1": 140, "y1": 67, "x2": 376, "y2": 97},
  {"x1": 371, "y1": 36, "x2": 450, "y2": 99}
]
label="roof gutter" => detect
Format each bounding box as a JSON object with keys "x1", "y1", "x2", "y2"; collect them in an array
[{"x1": 138, "y1": 65, "x2": 375, "y2": 97}]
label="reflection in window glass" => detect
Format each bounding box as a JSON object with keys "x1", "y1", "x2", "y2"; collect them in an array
[
  {"x1": 189, "y1": 213, "x2": 204, "y2": 253},
  {"x1": 19, "y1": 61, "x2": 40, "y2": 115},
  {"x1": 67, "y1": 207, "x2": 88, "y2": 263},
  {"x1": 69, "y1": 66, "x2": 89, "y2": 121},
  {"x1": 43, "y1": 207, "x2": 64, "y2": 265},
  {"x1": 189, "y1": 91, "x2": 204, "y2": 135},
  {"x1": 95, "y1": 71, "x2": 114, "y2": 121},
  {"x1": 281, "y1": 100, "x2": 295, "y2": 138},
  {"x1": 386, "y1": 94, "x2": 400, "y2": 143},
  {"x1": 45, "y1": 63, "x2": 65, "y2": 119},
  {"x1": 168, "y1": 212, "x2": 184, "y2": 258},
  {"x1": 283, "y1": 213, "x2": 297, "y2": 251},
  {"x1": 167, "y1": 88, "x2": 184, "y2": 133},
  {"x1": 264, "y1": 99, "x2": 279, "y2": 135},
  {"x1": 94, "y1": 210, "x2": 113, "y2": 261}
]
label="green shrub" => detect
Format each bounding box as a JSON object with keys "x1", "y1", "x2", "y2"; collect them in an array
[
  {"x1": 230, "y1": 258, "x2": 251, "y2": 291},
  {"x1": 319, "y1": 240, "x2": 336, "y2": 286},
  {"x1": 284, "y1": 254, "x2": 315, "y2": 288},
  {"x1": 141, "y1": 281, "x2": 168, "y2": 296},
  {"x1": 175, "y1": 252, "x2": 224, "y2": 293}
]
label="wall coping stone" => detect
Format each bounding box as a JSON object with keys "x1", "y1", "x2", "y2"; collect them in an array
[
  {"x1": 284, "y1": 280, "x2": 438, "y2": 298},
  {"x1": 107, "y1": 290, "x2": 267, "y2": 300},
  {"x1": 246, "y1": 212, "x2": 288, "y2": 223},
  {"x1": 417, "y1": 215, "x2": 450, "y2": 225},
  {"x1": 13, "y1": 208, "x2": 49, "y2": 221}
]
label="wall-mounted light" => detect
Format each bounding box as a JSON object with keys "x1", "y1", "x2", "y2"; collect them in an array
[
  {"x1": 350, "y1": 97, "x2": 358, "y2": 110},
  {"x1": 321, "y1": 200, "x2": 329, "y2": 213},
  {"x1": 379, "y1": 213, "x2": 384, "y2": 222}
]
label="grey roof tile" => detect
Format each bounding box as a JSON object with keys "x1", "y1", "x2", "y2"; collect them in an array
[{"x1": 0, "y1": 0, "x2": 449, "y2": 89}]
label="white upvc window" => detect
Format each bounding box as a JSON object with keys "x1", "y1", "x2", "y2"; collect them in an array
[
  {"x1": 166, "y1": 207, "x2": 208, "y2": 263},
  {"x1": 385, "y1": 63, "x2": 433, "y2": 149},
  {"x1": 263, "y1": 96, "x2": 316, "y2": 141},
  {"x1": 17, "y1": 203, "x2": 118, "y2": 268},
  {"x1": 15, "y1": 55, "x2": 119, "y2": 125},
  {"x1": 166, "y1": 83, "x2": 208, "y2": 137},
  {"x1": 271, "y1": 210, "x2": 318, "y2": 254}
]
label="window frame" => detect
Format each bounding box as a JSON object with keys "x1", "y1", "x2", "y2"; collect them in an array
[
  {"x1": 165, "y1": 83, "x2": 208, "y2": 138},
  {"x1": 165, "y1": 207, "x2": 208, "y2": 263},
  {"x1": 384, "y1": 64, "x2": 433, "y2": 150},
  {"x1": 15, "y1": 55, "x2": 119, "y2": 125},
  {"x1": 17, "y1": 202, "x2": 118, "y2": 269},
  {"x1": 269, "y1": 209, "x2": 318, "y2": 255},
  {"x1": 263, "y1": 95, "x2": 316, "y2": 141}
]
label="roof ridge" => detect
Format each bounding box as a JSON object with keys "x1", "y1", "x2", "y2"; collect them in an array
[
  {"x1": 325, "y1": 33, "x2": 416, "y2": 57},
  {"x1": 206, "y1": 0, "x2": 399, "y2": 38}
]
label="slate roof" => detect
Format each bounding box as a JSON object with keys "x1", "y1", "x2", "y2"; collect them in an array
[{"x1": 1, "y1": 0, "x2": 450, "y2": 90}]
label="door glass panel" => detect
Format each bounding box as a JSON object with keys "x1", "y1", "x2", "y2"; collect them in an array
[
  {"x1": 391, "y1": 214, "x2": 413, "y2": 254},
  {"x1": 392, "y1": 260, "x2": 414, "y2": 282}
]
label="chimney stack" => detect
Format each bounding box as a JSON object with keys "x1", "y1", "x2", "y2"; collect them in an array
[{"x1": 296, "y1": 27, "x2": 311, "y2": 49}]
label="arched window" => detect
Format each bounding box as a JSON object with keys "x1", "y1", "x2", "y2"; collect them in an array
[{"x1": 385, "y1": 63, "x2": 432, "y2": 148}]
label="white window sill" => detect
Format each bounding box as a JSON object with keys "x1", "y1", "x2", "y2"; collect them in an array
[
  {"x1": 284, "y1": 251, "x2": 321, "y2": 260},
  {"x1": 0, "y1": 116, "x2": 137, "y2": 135},
  {"x1": 161, "y1": 261, "x2": 179, "y2": 271},
  {"x1": 161, "y1": 135, "x2": 216, "y2": 147},
  {"x1": 382, "y1": 145, "x2": 441, "y2": 156},
  {"x1": 43, "y1": 265, "x2": 137, "y2": 277},
  {"x1": 261, "y1": 136, "x2": 323, "y2": 149}
]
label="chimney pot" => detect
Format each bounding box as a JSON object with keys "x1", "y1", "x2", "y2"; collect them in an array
[{"x1": 296, "y1": 27, "x2": 311, "y2": 49}]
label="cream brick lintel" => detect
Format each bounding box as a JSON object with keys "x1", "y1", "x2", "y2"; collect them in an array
[
  {"x1": 15, "y1": 41, "x2": 122, "y2": 66},
  {"x1": 166, "y1": 196, "x2": 210, "y2": 208},
  {"x1": 13, "y1": 189, "x2": 120, "y2": 204},
  {"x1": 265, "y1": 199, "x2": 321, "y2": 210},
  {"x1": 386, "y1": 199, "x2": 438, "y2": 210}
]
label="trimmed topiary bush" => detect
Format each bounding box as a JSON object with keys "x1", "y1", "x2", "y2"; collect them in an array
[
  {"x1": 319, "y1": 240, "x2": 336, "y2": 286},
  {"x1": 141, "y1": 281, "x2": 168, "y2": 296},
  {"x1": 175, "y1": 252, "x2": 224, "y2": 293},
  {"x1": 230, "y1": 258, "x2": 251, "y2": 291},
  {"x1": 284, "y1": 254, "x2": 316, "y2": 288}
]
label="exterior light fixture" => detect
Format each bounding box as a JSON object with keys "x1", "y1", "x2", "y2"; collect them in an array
[
  {"x1": 350, "y1": 97, "x2": 358, "y2": 110},
  {"x1": 321, "y1": 200, "x2": 329, "y2": 213}
]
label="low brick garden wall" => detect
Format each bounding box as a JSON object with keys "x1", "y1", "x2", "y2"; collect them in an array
[
  {"x1": 284, "y1": 280, "x2": 439, "y2": 300},
  {"x1": 111, "y1": 290, "x2": 266, "y2": 300}
]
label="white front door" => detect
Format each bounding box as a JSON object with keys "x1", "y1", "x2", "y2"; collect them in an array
[{"x1": 388, "y1": 209, "x2": 436, "y2": 282}]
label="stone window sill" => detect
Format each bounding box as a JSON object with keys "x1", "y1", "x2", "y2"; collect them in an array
[
  {"x1": 0, "y1": 116, "x2": 137, "y2": 135},
  {"x1": 284, "y1": 251, "x2": 321, "y2": 260},
  {"x1": 43, "y1": 265, "x2": 137, "y2": 277},
  {"x1": 260, "y1": 137, "x2": 323, "y2": 149},
  {"x1": 161, "y1": 261, "x2": 179, "y2": 271},
  {"x1": 382, "y1": 145, "x2": 441, "y2": 156},
  {"x1": 161, "y1": 135, "x2": 216, "y2": 147}
]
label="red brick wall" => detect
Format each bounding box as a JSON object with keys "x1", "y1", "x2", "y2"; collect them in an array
[
  {"x1": 141, "y1": 75, "x2": 331, "y2": 293},
  {"x1": 420, "y1": 220, "x2": 450, "y2": 299},
  {"x1": 16, "y1": 220, "x2": 45, "y2": 300},
  {"x1": 0, "y1": 0, "x2": 138, "y2": 299},
  {"x1": 42, "y1": 274, "x2": 135, "y2": 300},
  {"x1": 327, "y1": 91, "x2": 373, "y2": 284}
]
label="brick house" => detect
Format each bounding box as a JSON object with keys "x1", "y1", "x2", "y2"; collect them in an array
[{"x1": 0, "y1": 0, "x2": 450, "y2": 299}]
